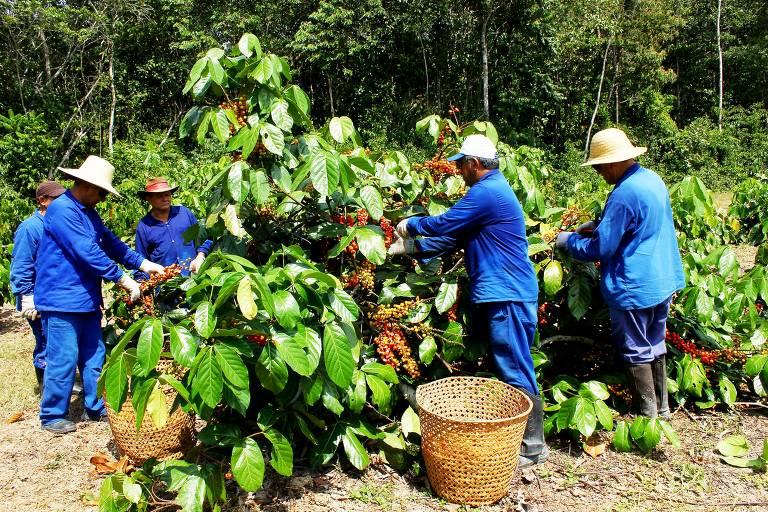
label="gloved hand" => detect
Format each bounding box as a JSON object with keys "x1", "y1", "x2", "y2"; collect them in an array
[
  {"x1": 139, "y1": 259, "x2": 164, "y2": 275},
  {"x1": 555, "y1": 231, "x2": 573, "y2": 250},
  {"x1": 189, "y1": 253, "x2": 206, "y2": 273},
  {"x1": 20, "y1": 294, "x2": 39, "y2": 321},
  {"x1": 118, "y1": 274, "x2": 142, "y2": 303},
  {"x1": 387, "y1": 236, "x2": 416, "y2": 256},
  {"x1": 576, "y1": 220, "x2": 597, "y2": 235},
  {"x1": 395, "y1": 219, "x2": 411, "y2": 239}
]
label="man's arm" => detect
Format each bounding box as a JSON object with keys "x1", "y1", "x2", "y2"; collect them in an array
[
  {"x1": 416, "y1": 235, "x2": 461, "y2": 259},
  {"x1": 9, "y1": 221, "x2": 38, "y2": 297},
  {"x1": 566, "y1": 199, "x2": 632, "y2": 262},
  {"x1": 408, "y1": 187, "x2": 488, "y2": 238}
]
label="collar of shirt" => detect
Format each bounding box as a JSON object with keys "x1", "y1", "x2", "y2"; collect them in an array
[
  {"x1": 474, "y1": 168, "x2": 500, "y2": 185},
  {"x1": 33, "y1": 210, "x2": 44, "y2": 221},
  {"x1": 615, "y1": 162, "x2": 642, "y2": 187},
  {"x1": 141, "y1": 205, "x2": 181, "y2": 226},
  {"x1": 63, "y1": 189, "x2": 89, "y2": 211}
]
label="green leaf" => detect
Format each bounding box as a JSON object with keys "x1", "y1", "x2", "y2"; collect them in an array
[
  {"x1": 146, "y1": 381, "x2": 170, "y2": 428},
  {"x1": 355, "y1": 227, "x2": 385, "y2": 265},
  {"x1": 593, "y1": 400, "x2": 614, "y2": 431},
  {"x1": 366, "y1": 374, "x2": 391, "y2": 411},
  {"x1": 342, "y1": 428, "x2": 369, "y2": 470},
  {"x1": 104, "y1": 353, "x2": 129, "y2": 412},
  {"x1": 272, "y1": 290, "x2": 301, "y2": 329},
  {"x1": 224, "y1": 380, "x2": 251, "y2": 417},
  {"x1": 579, "y1": 381, "x2": 610, "y2": 401},
  {"x1": 659, "y1": 420, "x2": 681, "y2": 448},
  {"x1": 263, "y1": 426, "x2": 294, "y2": 476},
  {"x1": 252, "y1": 56, "x2": 274, "y2": 84},
  {"x1": 238, "y1": 33, "x2": 261, "y2": 59},
  {"x1": 321, "y1": 379, "x2": 344, "y2": 416},
  {"x1": 259, "y1": 123, "x2": 285, "y2": 155},
  {"x1": 232, "y1": 437, "x2": 265, "y2": 491},
  {"x1": 348, "y1": 370, "x2": 367, "y2": 414},
  {"x1": 360, "y1": 185, "x2": 384, "y2": 221},
  {"x1": 198, "y1": 423, "x2": 241, "y2": 447},
  {"x1": 270, "y1": 99, "x2": 293, "y2": 132},
  {"x1": 212, "y1": 110, "x2": 230, "y2": 143},
  {"x1": 179, "y1": 107, "x2": 203, "y2": 138},
  {"x1": 543, "y1": 260, "x2": 563, "y2": 297},
  {"x1": 194, "y1": 301, "x2": 217, "y2": 338},
  {"x1": 272, "y1": 332, "x2": 312, "y2": 376},
  {"x1": 214, "y1": 344, "x2": 249, "y2": 389},
  {"x1": 226, "y1": 162, "x2": 250, "y2": 204},
  {"x1": 237, "y1": 276, "x2": 258, "y2": 320},
  {"x1": 193, "y1": 347, "x2": 223, "y2": 408},
  {"x1": 295, "y1": 325, "x2": 322, "y2": 373},
  {"x1": 567, "y1": 273, "x2": 592, "y2": 320},
  {"x1": 131, "y1": 376, "x2": 156, "y2": 430},
  {"x1": 745, "y1": 355, "x2": 768, "y2": 377},
  {"x1": 717, "y1": 434, "x2": 750, "y2": 457},
  {"x1": 328, "y1": 288, "x2": 359, "y2": 322},
  {"x1": 223, "y1": 204, "x2": 246, "y2": 238},
  {"x1": 309, "y1": 151, "x2": 340, "y2": 197},
  {"x1": 719, "y1": 375, "x2": 737, "y2": 406},
  {"x1": 255, "y1": 344, "x2": 288, "y2": 393},
  {"x1": 310, "y1": 424, "x2": 343, "y2": 468},
  {"x1": 136, "y1": 318, "x2": 163, "y2": 377},
  {"x1": 613, "y1": 421, "x2": 632, "y2": 452},
  {"x1": 361, "y1": 362, "x2": 399, "y2": 384},
  {"x1": 435, "y1": 282, "x2": 458, "y2": 314},
  {"x1": 571, "y1": 396, "x2": 597, "y2": 437},
  {"x1": 329, "y1": 116, "x2": 355, "y2": 143},
  {"x1": 170, "y1": 325, "x2": 199, "y2": 368},
  {"x1": 322, "y1": 323, "x2": 354, "y2": 388},
  {"x1": 418, "y1": 336, "x2": 437, "y2": 365},
  {"x1": 401, "y1": 406, "x2": 421, "y2": 437}
]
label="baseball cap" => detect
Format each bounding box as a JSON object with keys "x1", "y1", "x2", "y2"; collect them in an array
[
  {"x1": 36, "y1": 180, "x2": 66, "y2": 199},
  {"x1": 446, "y1": 134, "x2": 498, "y2": 161}
]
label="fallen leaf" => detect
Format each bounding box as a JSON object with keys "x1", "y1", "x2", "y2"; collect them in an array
[
  {"x1": 5, "y1": 412, "x2": 23, "y2": 424},
  {"x1": 89, "y1": 452, "x2": 134, "y2": 474},
  {"x1": 81, "y1": 492, "x2": 99, "y2": 506},
  {"x1": 583, "y1": 433, "x2": 606, "y2": 458}
]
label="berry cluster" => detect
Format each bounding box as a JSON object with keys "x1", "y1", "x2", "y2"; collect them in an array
[
  {"x1": 414, "y1": 158, "x2": 459, "y2": 181},
  {"x1": 247, "y1": 334, "x2": 269, "y2": 346},
  {"x1": 607, "y1": 384, "x2": 633, "y2": 404},
  {"x1": 380, "y1": 218, "x2": 394, "y2": 249},
  {"x1": 373, "y1": 326, "x2": 420, "y2": 379},
  {"x1": 218, "y1": 96, "x2": 248, "y2": 134},
  {"x1": 371, "y1": 299, "x2": 422, "y2": 329},
  {"x1": 436, "y1": 123, "x2": 453, "y2": 147},
  {"x1": 444, "y1": 288, "x2": 461, "y2": 322},
  {"x1": 120, "y1": 264, "x2": 182, "y2": 316},
  {"x1": 665, "y1": 330, "x2": 747, "y2": 366},
  {"x1": 559, "y1": 205, "x2": 588, "y2": 231},
  {"x1": 538, "y1": 302, "x2": 553, "y2": 326}
]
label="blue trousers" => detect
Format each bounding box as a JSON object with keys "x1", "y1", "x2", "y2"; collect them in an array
[
  {"x1": 28, "y1": 317, "x2": 46, "y2": 369},
  {"x1": 40, "y1": 311, "x2": 106, "y2": 424},
  {"x1": 609, "y1": 297, "x2": 672, "y2": 364},
  {"x1": 482, "y1": 301, "x2": 539, "y2": 396}
]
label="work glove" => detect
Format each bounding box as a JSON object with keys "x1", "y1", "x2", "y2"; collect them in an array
[
  {"x1": 139, "y1": 259, "x2": 164, "y2": 275},
  {"x1": 189, "y1": 253, "x2": 206, "y2": 274},
  {"x1": 387, "y1": 236, "x2": 416, "y2": 256},
  {"x1": 20, "y1": 294, "x2": 39, "y2": 321},
  {"x1": 395, "y1": 219, "x2": 411, "y2": 239},
  {"x1": 575, "y1": 220, "x2": 597, "y2": 235},
  {"x1": 118, "y1": 274, "x2": 142, "y2": 303},
  {"x1": 555, "y1": 231, "x2": 573, "y2": 250}
]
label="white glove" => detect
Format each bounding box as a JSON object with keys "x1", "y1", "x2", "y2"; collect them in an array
[
  {"x1": 139, "y1": 259, "x2": 164, "y2": 275},
  {"x1": 20, "y1": 294, "x2": 39, "y2": 321},
  {"x1": 396, "y1": 219, "x2": 411, "y2": 239},
  {"x1": 388, "y1": 236, "x2": 415, "y2": 256},
  {"x1": 576, "y1": 220, "x2": 597, "y2": 235},
  {"x1": 118, "y1": 274, "x2": 141, "y2": 303},
  {"x1": 555, "y1": 231, "x2": 573, "y2": 250},
  {"x1": 189, "y1": 253, "x2": 205, "y2": 273}
]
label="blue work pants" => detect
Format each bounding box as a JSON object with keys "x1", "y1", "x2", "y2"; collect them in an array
[
  {"x1": 39, "y1": 311, "x2": 106, "y2": 424},
  {"x1": 482, "y1": 301, "x2": 539, "y2": 396},
  {"x1": 609, "y1": 296, "x2": 672, "y2": 364},
  {"x1": 29, "y1": 317, "x2": 46, "y2": 370}
]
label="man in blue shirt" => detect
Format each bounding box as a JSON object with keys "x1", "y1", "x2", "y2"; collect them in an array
[
  {"x1": 35, "y1": 155, "x2": 165, "y2": 434},
  {"x1": 389, "y1": 135, "x2": 546, "y2": 468},
  {"x1": 134, "y1": 177, "x2": 212, "y2": 278},
  {"x1": 10, "y1": 180, "x2": 66, "y2": 391},
  {"x1": 556, "y1": 128, "x2": 685, "y2": 418}
]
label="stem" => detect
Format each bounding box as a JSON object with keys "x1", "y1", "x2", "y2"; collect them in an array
[{"x1": 584, "y1": 38, "x2": 612, "y2": 159}]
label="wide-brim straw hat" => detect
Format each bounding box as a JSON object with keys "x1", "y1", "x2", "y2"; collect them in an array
[
  {"x1": 137, "y1": 177, "x2": 179, "y2": 199},
  {"x1": 58, "y1": 155, "x2": 121, "y2": 197},
  {"x1": 582, "y1": 128, "x2": 647, "y2": 166}
]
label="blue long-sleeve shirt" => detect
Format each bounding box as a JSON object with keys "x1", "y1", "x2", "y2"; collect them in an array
[
  {"x1": 35, "y1": 190, "x2": 145, "y2": 312},
  {"x1": 566, "y1": 164, "x2": 685, "y2": 310},
  {"x1": 10, "y1": 210, "x2": 43, "y2": 309},
  {"x1": 407, "y1": 169, "x2": 538, "y2": 304},
  {"x1": 134, "y1": 205, "x2": 212, "y2": 278}
]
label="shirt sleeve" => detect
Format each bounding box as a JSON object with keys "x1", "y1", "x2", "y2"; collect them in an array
[
  {"x1": 566, "y1": 196, "x2": 633, "y2": 262},
  {"x1": 415, "y1": 235, "x2": 461, "y2": 259},
  {"x1": 186, "y1": 207, "x2": 213, "y2": 255},
  {"x1": 9, "y1": 222, "x2": 38, "y2": 297},
  {"x1": 408, "y1": 186, "x2": 490, "y2": 238}
]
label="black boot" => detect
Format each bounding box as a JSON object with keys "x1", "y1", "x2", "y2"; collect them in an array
[
  {"x1": 625, "y1": 363, "x2": 657, "y2": 418},
  {"x1": 34, "y1": 367, "x2": 44, "y2": 396},
  {"x1": 651, "y1": 356, "x2": 670, "y2": 419},
  {"x1": 518, "y1": 389, "x2": 548, "y2": 469}
]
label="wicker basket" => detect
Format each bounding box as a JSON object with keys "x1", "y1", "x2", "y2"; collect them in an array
[
  {"x1": 105, "y1": 361, "x2": 195, "y2": 465},
  {"x1": 416, "y1": 376, "x2": 532, "y2": 505}
]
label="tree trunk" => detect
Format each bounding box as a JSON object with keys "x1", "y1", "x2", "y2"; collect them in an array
[
  {"x1": 717, "y1": 0, "x2": 724, "y2": 131},
  {"x1": 327, "y1": 75, "x2": 336, "y2": 118},
  {"x1": 481, "y1": 9, "x2": 492, "y2": 119},
  {"x1": 585, "y1": 39, "x2": 612, "y2": 158},
  {"x1": 417, "y1": 34, "x2": 430, "y2": 109},
  {"x1": 108, "y1": 47, "x2": 116, "y2": 154}
]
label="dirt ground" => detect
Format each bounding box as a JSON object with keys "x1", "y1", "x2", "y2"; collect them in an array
[{"x1": 1, "y1": 307, "x2": 768, "y2": 512}]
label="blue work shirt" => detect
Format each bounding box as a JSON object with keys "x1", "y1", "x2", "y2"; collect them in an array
[
  {"x1": 35, "y1": 190, "x2": 145, "y2": 313},
  {"x1": 134, "y1": 205, "x2": 212, "y2": 278},
  {"x1": 10, "y1": 210, "x2": 43, "y2": 309},
  {"x1": 566, "y1": 163, "x2": 685, "y2": 310},
  {"x1": 407, "y1": 169, "x2": 539, "y2": 304}
]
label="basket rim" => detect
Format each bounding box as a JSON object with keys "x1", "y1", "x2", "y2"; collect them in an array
[{"x1": 415, "y1": 376, "x2": 533, "y2": 425}]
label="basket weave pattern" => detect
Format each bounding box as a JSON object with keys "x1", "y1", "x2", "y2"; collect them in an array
[
  {"x1": 416, "y1": 377, "x2": 532, "y2": 505},
  {"x1": 105, "y1": 361, "x2": 195, "y2": 465}
]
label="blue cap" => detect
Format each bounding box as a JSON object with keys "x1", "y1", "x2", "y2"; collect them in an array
[{"x1": 446, "y1": 153, "x2": 464, "y2": 162}]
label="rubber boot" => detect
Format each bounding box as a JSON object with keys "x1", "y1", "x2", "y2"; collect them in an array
[
  {"x1": 625, "y1": 363, "x2": 657, "y2": 418},
  {"x1": 34, "y1": 367, "x2": 45, "y2": 396},
  {"x1": 518, "y1": 390, "x2": 549, "y2": 469},
  {"x1": 651, "y1": 356, "x2": 671, "y2": 420}
]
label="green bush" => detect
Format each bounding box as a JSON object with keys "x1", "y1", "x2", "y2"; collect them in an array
[{"x1": 0, "y1": 110, "x2": 57, "y2": 195}]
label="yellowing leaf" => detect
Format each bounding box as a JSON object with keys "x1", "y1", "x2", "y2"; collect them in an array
[
  {"x1": 237, "y1": 276, "x2": 257, "y2": 320},
  {"x1": 146, "y1": 382, "x2": 169, "y2": 429}
]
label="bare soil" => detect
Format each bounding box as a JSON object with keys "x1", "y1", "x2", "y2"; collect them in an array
[{"x1": 1, "y1": 307, "x2": 767, "y2": 512}]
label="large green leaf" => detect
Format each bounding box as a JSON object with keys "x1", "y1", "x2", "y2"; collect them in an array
[
  {"x1": 613, "y1": 421, "x2": 632, "y2": 452},
  {"x1": 322, "y1": 323, "x2": 354, "y2": 388},
  {"x1": 567, "y1": 273, "x2": 592, "y2": 320},
  {"x1": 104, "y1": 353, "x2": 129, "y2": 412},
  {"x1": 272, "y1": 290, "x2": 301, "y2": 329},
  {"x1": 365, "y1": 374, "x2": 391, "y2": 412},
  {"x1": 360, "y1": 185, "x2": 384, "y2": 221},
  {"x1": 272, "y1": 332, "x2": 312, "y2": 376},
  {"x1": 348, "y1": 370, "x2": 367, "y2": 414},
  {"x1": 329, "y1": 116, "x2": 355, "y2": 143},
  {"x1": 254, "y1": 344, "x2": 288, "y2": 393},
  {"x1": 543, "y1": 260, "x2": 563, "y2": 297},
  {"x1": 232, "y1": 437, "x2": 265, "y2": 491},
  {"x1": 571, "y1": 396, "x2": 597, "y2": 437},
  {"x1": 193, "y1": 347, "x2": 223, "y2": 408},
  {"x1": 136, "y1": 318, "x2": 163, "y2": 377},
  {"x1": 130, "y1": 376, "x2": 156, "y2": 430},
  {"x1": 418, "y1": 336, "x2": 437, "y2": 365},
  {"x1": 226, "y1": 162, "x2": 250, "y2": 204},
  {"x1": 435, "y1": 282, "x2": 458, "y2": 313},
  {"x1": 212, "y1": 109, "x2": 230, "y2": 143},
  {"x1": 263, "y1": 426, "x2": 294, "y2": 476},
  {"x1": 309, "y1": 151, "x2": 340, "y2": 197},
  {"x1": 355, "y1": 227, "x2": 385, "y2": 264},
  {"x1": 328, "y1": 288, "x2": 359, "y2": 322},
  {"x1": 194, "y1": 301, "x2": 217, "y2": 338},
  {"x1": 170, "y1": 325, "x2": 199, "y2": 368},
  {"x1": 146, "y1": 381, "x2": 170, "y2": 429},
  {"x1": 270, "y1": 99, "x2": 293, "y2": 131},
  {"x1": 401, "y1": 407, "x2": 421, "y2": 438},
  {"x1": 295, "y1": 324, "x2": 322, "y2": 373},
  {"x1": 214, "y1": 344, "x2": 249, "y2": 389},
  {"x1": 310, "y1": 424, "x2": 343, "y2": 468},
  {"x1": 238, "y1": 33, "x2": 262, "y2": 59},
  {"x1": 361, "y1": 362, "x2": 399, "y2": 384},
  {"x1": 342, "y1": 427, "x2": 369, "y2": 470},
  {"x1": 259, "y1": 123, "x2": 285, "y2": 155},
  {"x1": 223, "y1": 204, "x2": 247, "y2": 238},
  {"x1": 717, "y1": 434, "x2": 750, "y2": 457}
]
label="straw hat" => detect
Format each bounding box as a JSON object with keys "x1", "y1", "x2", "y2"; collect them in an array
[
  {"x1": 582, "y1": 128, "x2": 647, "y2": 166},
  {"x1": 58, "y1": 155, "x2": 121, "y2": 197},
  {"x1": 137, "y1": 177, "x2": 179, "y2": 199}
]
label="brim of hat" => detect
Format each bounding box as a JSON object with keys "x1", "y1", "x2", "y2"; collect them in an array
[
  {"x1": 58, "y1": 167, "x2": 122, "y2": 197},
  {"x1": 138, "y1": 186, "x2": 179, "y2": 198},
  {"x1": 446, "y1": 152, "x2": 465, "y2": 162},
  {"x1": 581, "y1": 146, "x2": 647, "y2": 166},
  {"x1": 38, "y1": 187, "x2": 66, "y2": 199}
]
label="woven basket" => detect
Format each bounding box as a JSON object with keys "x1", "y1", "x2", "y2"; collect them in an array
[
  {"x1": 416, "y1": 377, "x2": 532, "y2": 505},
  {"x1": 105, "y1": 361, "x2": 195, "y2": 465}
]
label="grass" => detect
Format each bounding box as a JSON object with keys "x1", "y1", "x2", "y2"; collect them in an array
[
  {"x1": 349, "y1": 482, "x2": 395, "y2": 507},
  {"x1": 0, "y1": 310, "x2": 39, "y2": 418}
]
